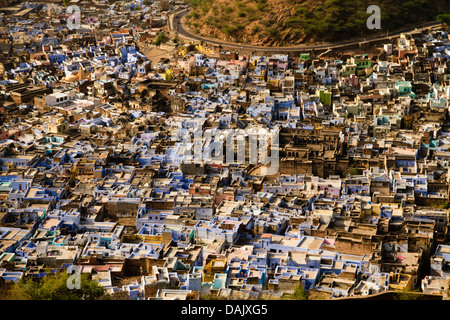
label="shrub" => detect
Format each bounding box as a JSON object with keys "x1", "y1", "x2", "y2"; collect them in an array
[
  {"x1": 223, "y1": 6, "x2": 233, "y2": 14},
  {"x1": 154, "y1": 33, "x2": 168, "y2": 46},
  {"x1": 205, "y1": 16, "x2": 216, "y2": 24},
  {"x1": 235, "y1": 24, "x2": 244, "y2": 30},
  {"x1": 256, "y1": 0, "x2": 266, "y2": 11},
  {"x1": 252, "y1": 25, "x2": 261, "y2": 33},
  {"x1": 237, "y1": 9, "x2": 246, "y2": 17},
  {"x1": 190, "y1": 11, "x2": 200, "y2": 19},
  {"x1": 437, "y1": 13, "x2": 450, "y2": 26},
  {"x1": 266, "y1": 27, "x2": 278, "y2": 36},
  {"x1": 348, "y1": 168, "x2": 362, "y2": 176},
  {"x1": 262, "y1": 19, "x2": 274, "y2": 27},
  {"x1": 295, "y1": 6, "x2": 308, "y2": 16},
  {"x1": 285, "y1": 17, "x2": 303, "y2": 27},
  {"x1": 189, "y1": 0, "x2": 202, "y2": 8},
  {"x1": 222, "y1": 25, "x2": 235, "y2": 36},
  {"x1": 292, "y1": 284, "x2": 308, "y2": 300}
]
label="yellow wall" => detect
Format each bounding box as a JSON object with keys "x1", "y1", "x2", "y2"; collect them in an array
[{"x1": 136, "y1": 234, "x2": 163, "y2": 244}]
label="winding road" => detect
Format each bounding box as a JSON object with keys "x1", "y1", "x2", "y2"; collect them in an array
[{"x1": 169, "y1": 8, "x2": 442, "y2": 53}]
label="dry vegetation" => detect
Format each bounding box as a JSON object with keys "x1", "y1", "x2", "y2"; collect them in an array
[{"x1": 184, "y1": 0, "x2": 450, "y2": 46}]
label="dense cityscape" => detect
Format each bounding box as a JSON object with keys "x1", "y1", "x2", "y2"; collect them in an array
[{"x1": 0, "y1": 0, "x2": 450, "y2": 302}]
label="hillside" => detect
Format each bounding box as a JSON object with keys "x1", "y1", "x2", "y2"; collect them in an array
[{"x1": 184, "y1": 0, "x2": 450, "y2": 46}]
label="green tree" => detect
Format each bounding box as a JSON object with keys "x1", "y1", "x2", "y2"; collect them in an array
[
  {"x1": 5, "y1": 271, "x2": 105, "y2": 300},
  {"x1": 292, "y1": 284, "x2": 308, "y2": 300},
  {"x1": 154, "y1": 33, "x2": 168, "y2": 46},
  {"x1": 437, "y1": 14, "x2": 450, "y2": 27}
]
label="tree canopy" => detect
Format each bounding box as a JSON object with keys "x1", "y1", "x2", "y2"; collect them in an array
[
  {"x1": 291, "y1": 284, "x2": 308, "y2": 300},
  {"x1": 437, "y1": 13, "x2": 450, "y2": 26},
  {"x1": 3, "y1": 271, "x2": 105, "y2": 300}
]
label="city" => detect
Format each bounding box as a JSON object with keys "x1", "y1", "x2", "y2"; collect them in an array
[{"x1": 0, "y1": 0, "x2": 449, "y2": 303}]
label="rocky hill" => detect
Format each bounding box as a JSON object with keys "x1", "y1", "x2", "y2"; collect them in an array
[{"x1": 185, "y1": 0, "x2": 450, "y2": 46}]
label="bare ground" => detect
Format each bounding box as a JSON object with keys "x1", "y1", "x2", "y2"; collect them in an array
[{"x1": 140, "y1": 45, "x2": 174, "y2": 62}]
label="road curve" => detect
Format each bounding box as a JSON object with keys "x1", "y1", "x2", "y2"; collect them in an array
[{"x1": 170, "y1": 9, "x2": 442, "y2": 53}]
